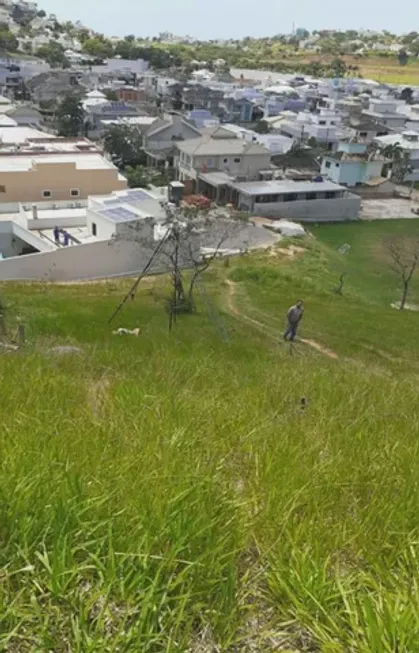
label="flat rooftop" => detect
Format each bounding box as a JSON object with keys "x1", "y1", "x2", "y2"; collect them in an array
[
  {"x1": 231, "y1": 180, "x2": 344, "y2": 196},
  {"x1": 0, "y1": 153, "x2": 116, "y2": 172},
  {"x1": 0, "y1": 126, "x2": 57, "y2": 144}
]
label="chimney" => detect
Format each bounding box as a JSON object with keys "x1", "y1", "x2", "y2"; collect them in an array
[{"x1": 32, "y1": 204, "x2": 38, "y2": 219}]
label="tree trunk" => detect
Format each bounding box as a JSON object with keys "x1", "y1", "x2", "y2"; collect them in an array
[{"x1": 400, "y1": 282, "x2": 408, "y2": 310}]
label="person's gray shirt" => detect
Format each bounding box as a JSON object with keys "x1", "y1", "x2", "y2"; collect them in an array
[{"x1": 287, "y1": 305, "x2": 304, "y2": 325}]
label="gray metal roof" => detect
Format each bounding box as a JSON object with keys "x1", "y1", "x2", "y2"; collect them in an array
[
  {"x1": 177, "y1": 136, "x2": 271, "y2": 156},
  {"x1": 231, "y1": 180, "x2": 345, "y2": 196}
]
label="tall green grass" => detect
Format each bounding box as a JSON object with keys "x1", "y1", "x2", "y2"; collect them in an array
[{"x1": 1, "y1": 234, "x2": 419, "y2": 651}]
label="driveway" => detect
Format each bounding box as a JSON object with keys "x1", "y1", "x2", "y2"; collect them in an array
[{"x1": 360, "y1": 198, "x2": 419, "y2": 220}]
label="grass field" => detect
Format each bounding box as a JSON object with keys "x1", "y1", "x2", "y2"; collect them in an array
[
  {"x1": 1, "y1": 219, "x2": 419, "y2": 651},
  {"x1": 259, "y1": 52, "x2": 419, "y2": 84},
  {"x1": 304, "y1": 54, "x2": 419, "y2": 85}
]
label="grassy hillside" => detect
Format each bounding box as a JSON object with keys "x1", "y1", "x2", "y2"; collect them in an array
[{"x1": 1, "y1": 220, "x2": 419, "y2": 651}]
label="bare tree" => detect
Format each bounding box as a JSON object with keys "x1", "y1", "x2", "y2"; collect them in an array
[
  {"x1": 109, "y1": 201, "x2": 246, "y2": 328},
  {"x1": 386, "y1": 236, "x2": 419, "y2": 310}
]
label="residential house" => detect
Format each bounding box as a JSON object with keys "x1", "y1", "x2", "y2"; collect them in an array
[
  {"x1": 178, "y1": 84, "x2": 225, "y2": 113},
  {"x1": 143, "y1": 112, "x2": 202, "y2": 167},
  {"x1": 82, "y1": 89, "x2": 107, "y2": 110},
  {"x1": 374, "y1": 130, "x2": 419, "y2": 182},
  {"x1": 84, "y1": 101, "x2": 141, "y2": 139},
  {"x1": 176, "y1": 126, "x2": 272, "y2": 197},
  {"x1": 321, "y1": 141, "x2": 387, "y2": 187},
  {"x1": 264, "y1": 95, "x2": 305, "y2": 117},
  {"x1": 0, "y1": 62, "x2": 23, "y2": 97},
  {"x1": 229, "y1": 179, "x2": 360, "y2": 221},
  {"x1": 186, "y1": 109, "x2": 220, "y2": 129},
  {"x1": 0, "y1": 144, "x2": 127, "y2": 206},
  {"x1": 28, "y1": 71, "x2": 88, "y2": 104},
  {"x1": 280, "y1": 109, "x2": 344, "y2": 150},
  {"x1": 362, "y1": 97, "x2": 407, "y2": 131},
  {"x1": 91, "y1": 58, "x2": 149, "y2": 80},
  {"x1": 347, "y1": 118, "x2": 389, "y2": 142},
  {"x1": 400, "y1": 104, "x2": 419, "y2": 133},
  {"x1": 116, "y1": 86, "x2": 147, "y2": 104},
  {"x1": 220, "y1": 97, "x2": 265, "y2": 123}
]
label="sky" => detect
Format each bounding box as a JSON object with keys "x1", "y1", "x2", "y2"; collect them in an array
[{"x1": 40, "y1": 0, "x2": 419, "y2": 40}]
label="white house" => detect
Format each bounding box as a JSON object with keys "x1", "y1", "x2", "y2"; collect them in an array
[{"x1": 279, "y1": 109, "x2": 343, "y2": 149}]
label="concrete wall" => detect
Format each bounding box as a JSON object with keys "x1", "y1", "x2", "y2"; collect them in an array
[
  {"x1": 0, "y1": 220, "x2": 53, "y2": 258},
  {"x1": 87, "y1": 210, "x2": 117, "y2": 241},
  {"x1": 251, "y1": 195, "x2": 361, "y2": 221},
  {"x1": 0, "y1": 231, "x2": 161, "y2": 281},
  {"x1": 0, "y1": 161, "x2": 127, "y2": 203}
]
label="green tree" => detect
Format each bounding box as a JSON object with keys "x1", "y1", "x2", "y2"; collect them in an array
[
  {"x1": 253, "y1": 120, "x2": 270, "y2": 134},
  {"x1": 103, "y1": 89, "x2": 119, "y2": 101},
  {"x1": 0, "y1": 25, "x2": 18, "y2": 52},
  {"x1": 398, "y1": 49, "x2": 409, "y2": 65},
  {"x1": 401, "y1": 87, "x2": 414, "y2": 104},
  {"x1": 103, "y1": 125, "x2": 144, "y2": 168},
  {"x1": 56, "y1": 95, "x2": 85, "y2": 137},
  {"x1": 82, "y1": 37, "x2": 113, "y2": 59},
  {"x1": 381, "y1": 143, "x2": 412, "y2": 183},
  {"x1": 37, "y1": 9, "x2": 46, "y2": 17},
  {"x1": 330, "y1": 57, "x2": 347, "y2": 78},
  {"x1": 124, "y1": 165, "x2": 153, "y2": 188},
  {"x1": 36, "y1": 41, "x2": 69, "y2": 67}
]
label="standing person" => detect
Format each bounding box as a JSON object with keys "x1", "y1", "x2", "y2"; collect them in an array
[
  {"x1": 63, "y1": 231, "x2": 70, "y2": 247},
  {"x1": 283, "y1": 300, "x2": 304, "y2": 342},
  {"x1": 53, "y1": 225, "x2": 60, "y2": 245}
]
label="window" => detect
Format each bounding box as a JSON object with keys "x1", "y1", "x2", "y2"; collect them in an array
[
  {"x1": 283, "y1": 193, "x2": 297, "y2": 202},
  {"x1": 325, "y1": 191, "x2": 336, "y2": 199},
  {"x1": 70, "y1": 189, "x2": 79, "y2": 197},
  {"x1": 319, "y1": 120, "x2": 326, "y2": 125},
  {"x1": 42, "y1": 190, "x2": 51, "y2": 198},
  {"x1": 223, "y1": 158, "x2": 228, "y2": 163},
  {"x1": 92, "y1": 222, "x2": 97, "y2": 236},
  {"x1": 234, "y1": 157, "x2": 241, "y2": 163},
  {"x1": 206, "y1": 158, "x2": 214, "y2": 168},
  {"x1": 330, "y1": 121, "x2": 336, "y2": 125},
  {"x1": 325, "y1": 161, "x2": 331, "y2": 169},
  {"x1": 359, "y1": 131, "x2": 367, "y2": 137},
  {"x1": 255, "y1": 194, "x2": 278, "y2": 203},
  {"x1": 0, "y1": 185, "x2": 5, "y2": 193},
  {"x1": 335, "y1": 163, "x2": 340, "y2": 168},
  {"x1": 306, "y1": 192, "x2": 317, "y2": 200}
]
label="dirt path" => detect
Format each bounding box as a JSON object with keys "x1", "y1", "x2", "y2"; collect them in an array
[{"x1": 226, "y1": 280, "x2": 339, "y2": 360}]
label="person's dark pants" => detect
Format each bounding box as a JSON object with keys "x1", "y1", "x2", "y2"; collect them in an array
[{"x1": 283, "y1": 323, "x2": 298, "y2": 342}]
